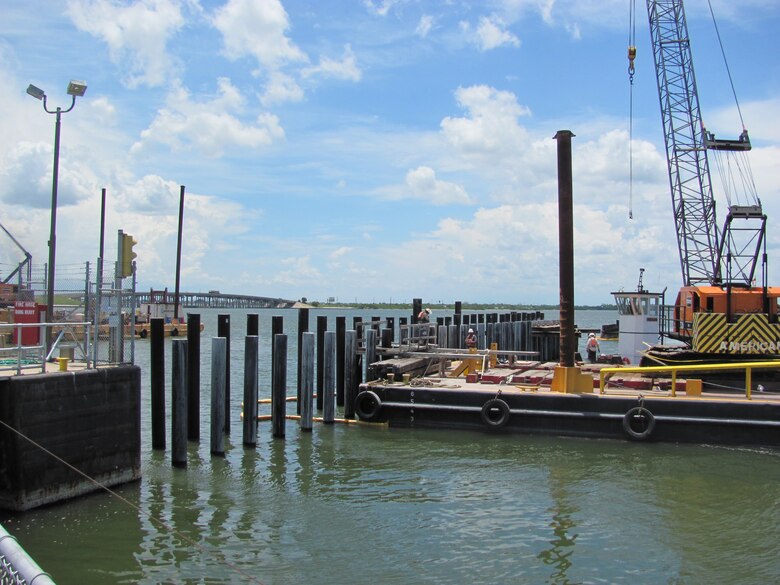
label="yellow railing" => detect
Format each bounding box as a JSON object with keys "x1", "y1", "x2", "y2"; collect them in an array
[{"x1": 598, "y1": 360, "x2": 780, "y2": 400}]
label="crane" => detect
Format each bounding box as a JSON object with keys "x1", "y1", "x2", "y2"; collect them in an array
[
  {"x1": 0, "y1": 221, "x2": 32, "y2": 287},
  {"x1": 641, "y1": 0, "x2": 778, "y2": 350}
]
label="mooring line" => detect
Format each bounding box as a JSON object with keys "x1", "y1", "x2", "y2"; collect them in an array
[{"x1": 0, "y1": 418, "x2": 264, "y2": 585}]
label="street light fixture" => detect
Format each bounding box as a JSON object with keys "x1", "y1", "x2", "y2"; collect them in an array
[{"x1": 26, "y1": 79, "x2": 87, "y2": 352}]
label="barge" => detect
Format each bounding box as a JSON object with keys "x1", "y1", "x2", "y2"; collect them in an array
[{"x1": 354, "y1": 358, "x2": 780, "y2": 447}]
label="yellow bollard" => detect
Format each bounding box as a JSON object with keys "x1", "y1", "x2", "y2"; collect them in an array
[{"x1": 58, "y1": 357, "x2": 69, "y2": 371}]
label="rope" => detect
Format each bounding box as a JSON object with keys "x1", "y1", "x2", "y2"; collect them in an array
[{"x1": 0, "y1": 418, "x2": 264, "y2": 585}]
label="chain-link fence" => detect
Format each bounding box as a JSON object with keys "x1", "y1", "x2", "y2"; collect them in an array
[
  {"x1": 0, "y1": 524, "x2": 55, "y2": 585},
  {"x1": 0, "y1": 260, "x2": 136, "y2": 370}
]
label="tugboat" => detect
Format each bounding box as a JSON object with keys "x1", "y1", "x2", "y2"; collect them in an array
[{"x1": 612, "y1": 269, "x2": 666, "y2": 365}]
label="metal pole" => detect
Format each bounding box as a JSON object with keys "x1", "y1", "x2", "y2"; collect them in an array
[
  {"x1": 300, "y1": 332, "x2": 314, "y2": 431},
  {"x1": 336, "y1": 316, "x2": 346, "y2": 405},
  {"x1": 297, "y1": 307, "x2": 309, "y2": 414},
  {"x1": 365, "y1": 328, "x2": 377, "y2": 382},
  {"x1": 217, "y1": 314, "x2": 230, "y2": 433},
  {"x1": 272, "y1": 333, "x2": 287, "y2": 438},
  {"x1": 187, "y1": 313, "x2": 201, "y2": 440},
  {"x1": 554, "y1": 130, "x2": 577, "y2": 367},
  {"x1": 174, "y1": 185, "x2": 185, "y2": 321},
  {"x1": 150, "y1": 318, "x2": 165, "y2": 450},
  {"x1": 45, "y1": 108, "x2": 62, "y2": 350},
  {"x1": 344, "y1": 330, "x2": 356, "y2": 419},
  {"x1": 316, "y1": 315, "x2": 327, "y2": 411},
  {"x1": 211, "y1": 337, "x2": 226, "y2": 456},
  {"x1": 243, "y1": 335, "x2": 259, "y2": 446},
  {"x1": 93, "y1": 188, "x2": 106, "y2": 365},
  {"x1": 323, "y1": 331, "x2": 336, "y2": 424},
  {"x1": 172, "y1": 339, "x2": 188, "y2": 468}
]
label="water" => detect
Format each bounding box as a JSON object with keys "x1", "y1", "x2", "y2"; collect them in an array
[{"x1": 2, "y1": 309, "x2": 779, "y2": 584}]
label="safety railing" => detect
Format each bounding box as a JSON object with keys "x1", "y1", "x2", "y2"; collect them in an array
[
  {"x1": 0, "y1": 524, "x2": 55, "y2": 585},
  {"x1": 0, "y1": 321, "x2": 92, "y2": 375},
  {"x1": 399, "y1": 323, "x2": 438, "y2": 350},
  {"x1": 598, "y1": 360, "x2": 780, "y2": 399}
]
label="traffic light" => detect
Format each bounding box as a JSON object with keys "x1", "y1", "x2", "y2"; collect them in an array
[{"x1": 120, "y1": 233, "x2": 137, "y2": 277}]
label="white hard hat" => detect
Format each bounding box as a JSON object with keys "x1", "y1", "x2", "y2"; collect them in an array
[
  {"x1": 588, "y1": 333, "x2": 595, "y2": 338},
  {"x1": 468, "y1": 328, "x2": 474, "y2": 333}
]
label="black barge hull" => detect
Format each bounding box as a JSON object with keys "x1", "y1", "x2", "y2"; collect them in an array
[{"x1": 355, "y1": 382, "x2": 780, "y2": 447}]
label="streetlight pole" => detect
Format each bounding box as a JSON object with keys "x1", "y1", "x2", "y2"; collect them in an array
[{"x1": 27, "y1": 81, "x2": 87, "y2": 351}]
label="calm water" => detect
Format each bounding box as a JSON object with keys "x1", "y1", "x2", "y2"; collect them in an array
[{"x1": 2, "y1": 309, "x2": 779, "y2": 584}]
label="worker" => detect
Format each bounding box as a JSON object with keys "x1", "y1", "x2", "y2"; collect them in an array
[
  {"x1": 586, "y1": 333, "x2": 600, "y2": 363},
  {"x1": 418, "y1": 307, "x2": 431, "y2": 323},
  {"x1": 465, "y1": 328, "x2": 477, "y2": 349}
]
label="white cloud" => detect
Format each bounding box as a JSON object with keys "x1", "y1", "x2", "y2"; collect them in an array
[
  {"x1": 461, "y1": 16, "x2": 520, "y2": 51},
  {"x1": 301, "y1": 45, "x2": 362, "y2": 82},
  {"x1": 405, "y1": 166, "x2": 472, "y2": 205},
  {"x1": 330, "y1": 246, "x2": 352, "y2": 260},
  {"x1": 260, "y1": 71, "x2": 305, "y2": 106},
  {"x1": 67, "y1": 0, "x2": 185, "y2": 88},
  {"x1": 113, "y1": 174, "x2": 182, "y2": 214},
  {"x1": 416, "y1": 15, "x2": 434, "y2": 38},
  {"x1": 441, "y1": 85, "x2": 531, "y2": 157},
  {"x1": 0, "y1": 140, "x2": 101, "y2": 210},
  {"x1": 212, "y1": 0, "x2": 306, "y2": 69},
  {"x1": 0, "y1": 142, "x2": 56, "y2": 208},
  {"x1": 363, "y1": 0, "x2": 399, "y2": 17},
  {"x1": 273, "y1": 255, "x2": 323, "y2": 285},
  {"x1": 132, "y1": 78, "x2": 285, "y2": 156},
  {"x1": 213, "y1": 0, "x2": 363, "y2": 105},
  {"x1": 86, "y1": 96, "x2": 118, "y2": 128}
]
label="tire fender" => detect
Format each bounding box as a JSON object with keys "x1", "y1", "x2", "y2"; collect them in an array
[
  {"x1": 481, "y1": 398, "x2": 511, "y2": 428},
  {"x1": 622, "y1": 406, "x2": 656, "y2": 440},
  {"x1": 355, "y1": 390, "x2": 382, "y2": 421}
]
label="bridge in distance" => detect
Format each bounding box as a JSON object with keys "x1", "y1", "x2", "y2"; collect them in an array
[{"x1": 134, "y1": 290, "x2": 297, "y2": 309}]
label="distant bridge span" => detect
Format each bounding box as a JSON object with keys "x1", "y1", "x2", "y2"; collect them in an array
[{"x1": 135, "y1": 290, "x2": 297, "y2": 309}]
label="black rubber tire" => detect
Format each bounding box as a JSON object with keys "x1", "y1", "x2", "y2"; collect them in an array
[
  {"x1": 481, "y1": 398, "x2": 511, "y2": 428},
  {"x1": 355, "y1": 391, "x2": 382, "y2": 421},
  {"x1": 622, "y1": 407, "x2": 656, "y2": 440},
  {"x1": 170, "y1": 327, "x2": 179, "y2": 337},
  {"x1": 139, "y1": 329, "x2": 148, "y2": 339}
]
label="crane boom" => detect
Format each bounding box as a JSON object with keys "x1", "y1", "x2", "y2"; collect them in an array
[
  {"x1": 647, "y1": 0, "x2": 765, "y2": 292},
  {"x1": 647, "y1": 0, "x2": 720, "y2": 287}
]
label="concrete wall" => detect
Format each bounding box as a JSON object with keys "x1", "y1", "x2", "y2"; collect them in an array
[{"x1": 0, "y1": 366, "x2": 141, "y2": 511}]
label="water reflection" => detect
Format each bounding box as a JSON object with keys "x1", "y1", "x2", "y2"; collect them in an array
[{"x1": 538, "y1": 503, "x2": 578, "y2": 584}]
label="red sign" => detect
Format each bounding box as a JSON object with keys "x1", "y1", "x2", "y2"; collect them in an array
[{"x1": 13, "y1": 301, "x2": 44, "y2": 345}]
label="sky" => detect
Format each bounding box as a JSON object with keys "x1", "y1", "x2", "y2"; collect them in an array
[{"x1": 0, "y1": 0, "x2": 778, "y2": 306}]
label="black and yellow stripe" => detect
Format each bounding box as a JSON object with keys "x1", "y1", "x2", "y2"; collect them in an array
[{"x1": 693, "y1": 313, "x2": 780, "y2": 354}]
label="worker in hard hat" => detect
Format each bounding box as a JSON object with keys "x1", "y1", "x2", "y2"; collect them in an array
[
  {"x1": 586, "y1": 332, "x2": 600, "y2": 363},
  {"x1": 417, "y1": 307, "x2": 431, "y2": 323},
  {"x1": 465, "y1": 327, "x2": 477, "y2": 349}
]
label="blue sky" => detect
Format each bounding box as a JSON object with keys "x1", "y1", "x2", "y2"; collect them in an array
[{"x1": 1, "y1": 0, "x2": 778, "y2": 305}]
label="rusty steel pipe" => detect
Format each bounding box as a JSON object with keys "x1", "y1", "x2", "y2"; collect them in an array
[{"x1": 554, "y1": 130, "x2": 577, "y2": 367}]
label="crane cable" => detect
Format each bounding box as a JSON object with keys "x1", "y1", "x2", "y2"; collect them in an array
[
  {"x1": 706, "y1": 0, "x2": 759, "y2": 209},
  {"x1": 627, "y1": 0, "x2": 637, "y2": 220},
  {"x1": 707, "y1": 0, "x2": 745, "y2": 131}
]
